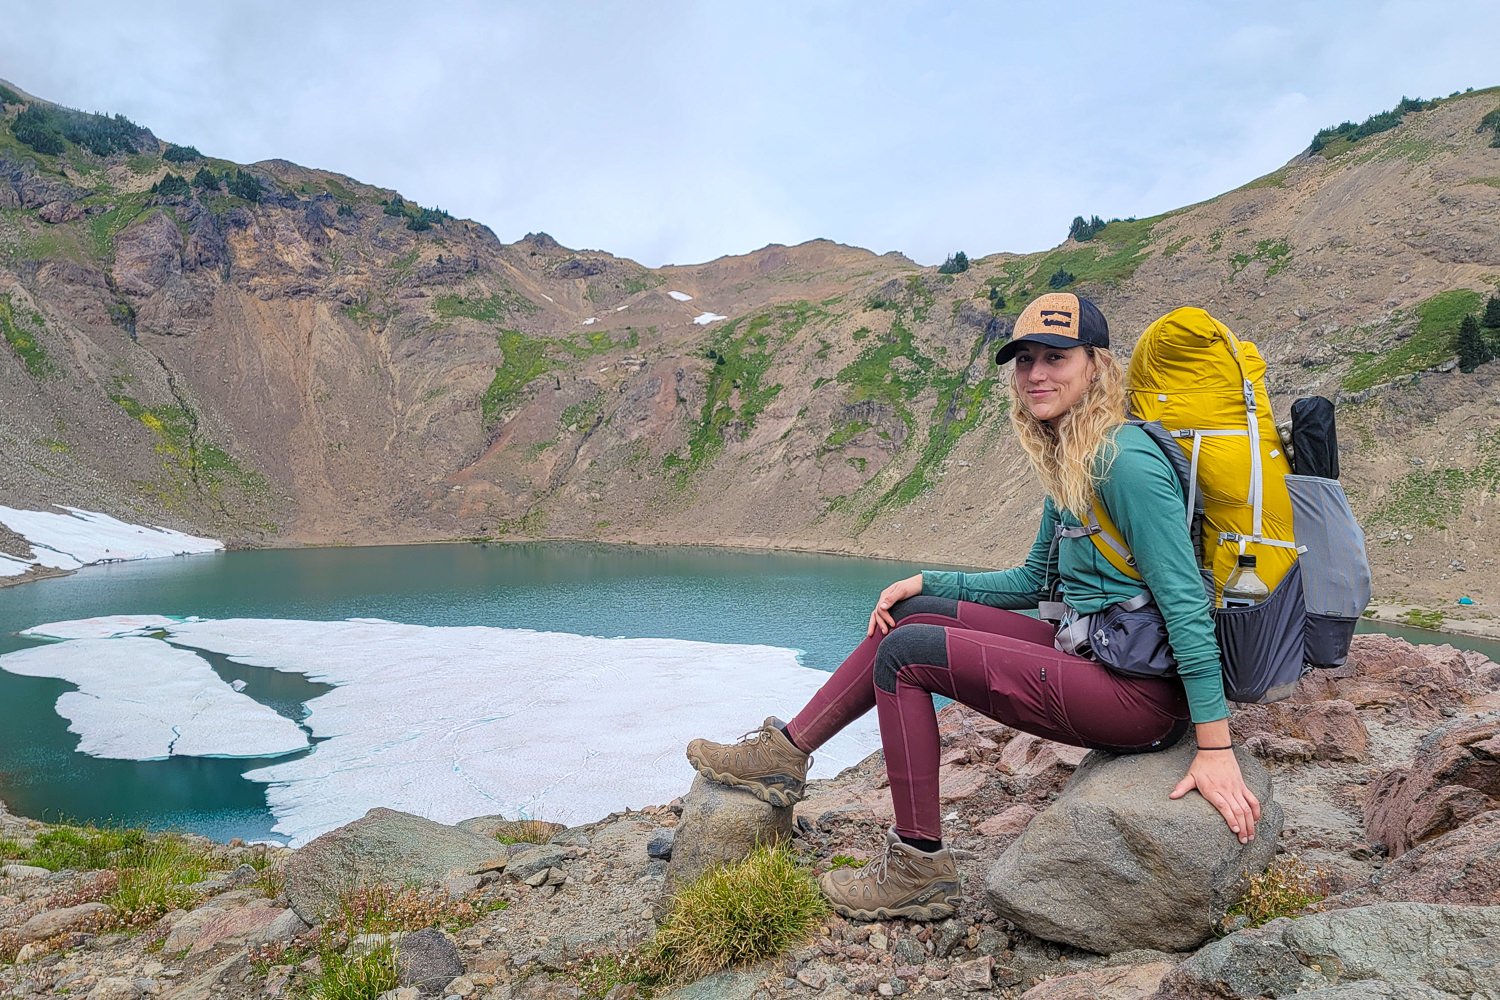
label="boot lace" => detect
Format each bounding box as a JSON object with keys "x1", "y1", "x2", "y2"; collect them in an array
[{"x1": 729, "y1": 724, "x2": 812, "y2": 769}]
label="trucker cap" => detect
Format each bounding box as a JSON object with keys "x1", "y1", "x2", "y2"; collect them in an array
[{"x1": 995, "y1": 292, "x2": 1110, "y2": 364}]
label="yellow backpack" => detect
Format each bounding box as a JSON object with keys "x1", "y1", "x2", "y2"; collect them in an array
[
  {"x1": 1123, "y1": 307, "x2": 1299, "y2": 599},
  {"x1": 1072, "y1": 307, "x2": 1371, "y2": 702}
]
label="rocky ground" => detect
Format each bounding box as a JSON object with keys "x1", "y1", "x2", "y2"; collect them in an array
[{"x1": 2, "y1": 632, "x2": 1498, "y2": 1000}]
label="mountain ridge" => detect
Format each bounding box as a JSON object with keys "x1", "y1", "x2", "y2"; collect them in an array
[{"x1": 2, "y1": 78, "x2": 1499, "y2": 618}]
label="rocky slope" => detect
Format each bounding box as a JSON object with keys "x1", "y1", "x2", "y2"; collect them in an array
[
  {"x1": 1, "y1": 633, "x2": 1497, "y2": 999},
  {"x1": 2, "y1": 79, "x2": 1500, "y2": 614}
]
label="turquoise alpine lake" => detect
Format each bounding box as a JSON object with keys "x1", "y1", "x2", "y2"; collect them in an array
[{"x1": 0, "y1": 542, "x2": 1494, "y2": 843}]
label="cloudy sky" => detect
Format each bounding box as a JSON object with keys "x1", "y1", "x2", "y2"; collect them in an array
[{"x1": 3, "y1": 1, "x2": 1497, "y2": 266}]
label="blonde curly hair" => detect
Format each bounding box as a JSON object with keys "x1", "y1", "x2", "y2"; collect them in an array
[{"x1": 1008, "y1": 346, "x2": 1128, "y2": 518}]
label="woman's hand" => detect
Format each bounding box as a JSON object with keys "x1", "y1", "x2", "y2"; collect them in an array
[
  {"x1": 1170, "y1": 747, "x2": 1262, "y2": 845},
  {"x1": 867, "y1": 574, "x2": 924, "y2": 637}
]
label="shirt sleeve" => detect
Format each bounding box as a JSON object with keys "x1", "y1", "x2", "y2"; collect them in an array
[
  {"x1": 920, "y1": 500, "x2": 1058, "y2": 609},
  {"x1": 1097, "y1": 439, "x2": 1230, "y2": 724}
]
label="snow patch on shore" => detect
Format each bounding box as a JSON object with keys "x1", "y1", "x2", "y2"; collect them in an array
[
  {"x1": 668, "y1": 291, "x2": 693, "y2": 302},
  {"x1": 0, "y1": 506, "x2": 222, "y2": 575},
  {"x1": 692, "y1": 312, "x2": 727, "y2": 325}
]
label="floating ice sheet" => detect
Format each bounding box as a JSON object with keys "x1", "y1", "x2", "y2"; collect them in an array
[
  {"x1": 693, "y1": 312, "x2": 727, "y2": 325},
  {"x1": 0, "y1": 505, "x2": 221, "y2": 573},
  {"x1": 153, "y1": 618, "x2": 883, "y2": 846},
  {"x1": 668, "y1": 290, "x2": 693, "y2": 301},
  {"x1": 23, "y1": 615, "x2": 195, "y2": 640},
  {"x1": 0, "y1": 638, "x2": 309, "y2": 761}
]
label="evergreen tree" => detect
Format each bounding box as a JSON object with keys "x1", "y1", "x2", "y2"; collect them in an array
[
  {"x1": 10, "y1": 105, "x2": 64, "y2": 155},
  {"x1": 191, "y1": 166, "x2": 220, "y2": 191},
  {"x1": 1456, "y1": 314, "x2": 1489, "y2": 373},
  {"x1": 937, "y1": 250, "x2": 969, "y2": 274},
  {"x1": 163, "y1": 144, "x2": 201, "y2": 163},
  {"x1": 150, "y1": 173, "x2": 190, "y2": 198},
  {"x1": 1482, "y1": 294, "x2": 1500, "y2": 329},
  {"x1": 1048, "y1": 268, "x2": 1076, "y2": 289},
  {"x1": 226, "y1": 169, "x2": 263, "y2": 203}
]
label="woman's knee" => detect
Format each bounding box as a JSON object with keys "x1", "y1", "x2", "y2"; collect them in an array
[
  {"x1": 888, "y1": 595, "x2": 960, "y2": 626},
  {"x1": 874, "y1": 624, "x2": 949, "y2": 694}
]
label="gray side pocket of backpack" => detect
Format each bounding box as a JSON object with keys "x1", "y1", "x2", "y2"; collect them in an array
[
  {"x1": 1286, "y1": 474, "x2": 1372, "y2": 668},
  {"x1": 1215, "y1": 560, "x2": 1307, "y2": 704}
]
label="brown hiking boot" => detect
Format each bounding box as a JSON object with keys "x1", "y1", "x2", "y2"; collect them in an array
[
  {"x1": 820, "y1": 829, "x2": 961, "y2": 921},
  {"x1": 685, "y1": 716, "x2": 810, "y2": 807}
]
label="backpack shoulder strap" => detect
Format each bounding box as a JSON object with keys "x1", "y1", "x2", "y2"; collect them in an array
[{"x1": 1082, "y1": 420, "x2": 1200, "y2": 579}]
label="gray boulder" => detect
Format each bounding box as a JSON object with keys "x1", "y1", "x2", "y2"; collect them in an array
[
  {"x1": 282, "y1": 808, "x2": 508, "y2": 923},
  {"x1": 987, "y1": 740, "x2": 1282, "y2": 953},
  {"x1": 1152, "y1": 902, "x2": 1500, "y2": 999},
  {"x1": 660, "y1": 774, "x2": 792, "y2": 907},
  {"x1": 395, "y1": 927, "x2": 464, "y2": 997}
]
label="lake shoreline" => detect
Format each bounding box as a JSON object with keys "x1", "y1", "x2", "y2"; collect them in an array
[{"x1": 6, "y1": 530, "x2": 1497, "y2": 646}]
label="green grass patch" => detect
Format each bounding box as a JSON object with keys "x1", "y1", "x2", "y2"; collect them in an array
[
  {"x1": 1342, "y1": 289, "x2": 1482, "y2": 392},
  {"x1": 1230, "y1": 238, "x2": 1291, "y2": 278},
  {"x1": 110, "y1": 835, "x2": 224, "y2": 927},
  {"x1": 1161, "y1": 235, "x2": 1192, "y2": 258},
  {"x1": 85, "y1": 192, "x2": 151, "y2": 260},
  {"x1": 0, "y1": 292, "x2": 53, "y2": 377},
  {"x1": 111, "y1": 392, "x2": 267, "y2": 503},
  {"x1": 826, "y1": 855, "x2": 866, "y2": 870},
  {"x1": 821, "y1": 420, "x2": 873, "y2": 452},
  {"x1": 4, "y1": 824, "x2": 148, "y2": 871},
  {"x1": 653, "y1": 843, "x2": 827, "y2": 981},
  {"x1": 1465, "y1": 176, "x2": 1500, "y2": 188},
  {"x1": 662, "y1": 303, "x2": 826, "y2": 486},
  {"x1": 557, "y1": 326, "x2": 639, "y2": 359},
  {"x1": 562, "y1": 394, "x2": 603, "y2": 429},
  {"x1": 432, "y1": 289, "x2": 538, "y2": 322},
  {"x1": 860, "y1": 375, "x2": 994, "y2": 526},
  {"x1": 1401, "y1": 608, "x2": 1446, "y2": 629},
  {"x1": 481, "y1": 330, "x2": 560, "y2": 424},
  {"x1": 993, "y1": 217, "x2": 1157, "y2": 310},
  {"x1": 1369, "y1": 465, "x2": 1500, "y2": 529}
]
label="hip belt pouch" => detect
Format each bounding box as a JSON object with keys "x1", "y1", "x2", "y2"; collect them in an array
[
  {"x1": 1086, "y1": 603, "x2": 1176, "y2": 679},
  {"x1": 1286, "y1": 474, "x2": 1372, "y2": 668},
  {"x1": 1215, "y1": 560, "x2": 1307, "y2": 703}
]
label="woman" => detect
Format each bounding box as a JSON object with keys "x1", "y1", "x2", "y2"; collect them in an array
[{"x1": 686, "y1": 292, "x2": 1261, "y2": 921}]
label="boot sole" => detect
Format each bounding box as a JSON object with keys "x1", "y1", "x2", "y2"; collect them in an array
[
  {"x1": 685, "y1": 755, "x2": 805, "y2": 807},
  {"x1": 828, "y1": 897, "x2": 962, "y2": 922}
]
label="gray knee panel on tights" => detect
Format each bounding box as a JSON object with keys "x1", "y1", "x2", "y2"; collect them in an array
[{"x1": 874, "y1": 623, "x2": 950, "y2": 693}]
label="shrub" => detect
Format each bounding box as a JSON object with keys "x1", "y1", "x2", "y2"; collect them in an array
[
  {"x1": 1047, "y1": 267, "x2": 1076, "y2": 289},
  {"x1": 226, "y1": 169, "x2": 263, "y2": 202},
  {"x1": 492, "y1": 819, "x2": 556, "y2": 845},
  {"x1": 1310, "y1": 95, "x2": 1435, "y2": 153},
  {"x1": 108, "y1": 835, "x2": 222, "y2": 927},
  {"x1": 383, "y1": 194, "x2": 449, "y2": 231},
  {"x1": 162, "y1": 143, "x2": 200, "y2": 162},
  {"x1": 937, "y1": 250, "x2": 969, "y2": 274},
  {"x1": 191, "y1": 166, "x2": 220, "y2": 190},
  {"x1": 1457, "y1": 314, "x2": 1490, "y2": 372},
  {"x1": 1068, "y1": 214, "x2": 1106, "y2": 242},
  {"x1": 151, "y1": 173, "x2": 190, "y2": 198},
  {"x1": 652, "y1": 843, "x2": 827, "y2": 980},
  {"x1": 1228, "y1": 855, "x2": 1327, "y2": 927},
  {"x1": 302, "y1": 943, "x2": 399, "y2": 1000},
  {"x1": 0, "y1": 84, "x2": 21, "y2": 105},
  {"x1": 10, "y1": 105, "x2": 65, "y2": 155}
]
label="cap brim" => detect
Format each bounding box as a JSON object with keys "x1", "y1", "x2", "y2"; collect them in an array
[{"x1": 995, "y1": 333, "x2": 1087, "y2": 364}]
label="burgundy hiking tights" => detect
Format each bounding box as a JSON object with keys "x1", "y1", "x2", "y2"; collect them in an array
[{"x1": 784, "y1": 596, "x2": 1190, "y2": 842}]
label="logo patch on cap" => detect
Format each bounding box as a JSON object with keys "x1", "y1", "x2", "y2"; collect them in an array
[{"x1": 1039, "y1": 309, "x2": 1075, "y2": 329}]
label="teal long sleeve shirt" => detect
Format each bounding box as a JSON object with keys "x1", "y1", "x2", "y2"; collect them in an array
[{"x1": 921, "y1": 425, "x2": 1229, "y2": 723}]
